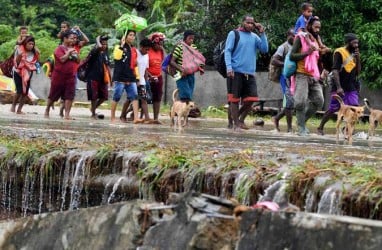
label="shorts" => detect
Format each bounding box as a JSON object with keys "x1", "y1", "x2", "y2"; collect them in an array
[
  {"x1": 279, "y1": 74, "x2": 287, "y2": 95},
  {"x1": 112, "y1": 81, "x2": 138, "y2": 102},
  {"x1": 283, "y1": 87, "x2": 294, "y2": 109},
  {"x1": 149, "y1": 75, "x2": 163, "y2": 102},
  {"x1": 87, "y1": 80, "x2": 109, "y2": 101},
  {"x1": 49, "y1": 71, "x2": 76, "y2": 101},
  {"x1": 328, "y1": 91, "x2": 359, "y2": 113},
  {"x1": 176, "y1": 74, "x2": 195, "y2": 101},
  {"x1": 227, "y1": 72, "x2": 259, "y2": 103}
]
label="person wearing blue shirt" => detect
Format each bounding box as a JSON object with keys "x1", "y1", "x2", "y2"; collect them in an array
[
  {"x1": 224, "y1": 15, "x2": 268, "y2": 130},
  {"x1": 294, "y1": 2, "x2": 313, "y2": 34}
]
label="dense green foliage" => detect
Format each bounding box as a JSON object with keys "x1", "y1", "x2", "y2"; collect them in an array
[{"x1": 0, "y1": 0, "x2": 381, "y2": 88}]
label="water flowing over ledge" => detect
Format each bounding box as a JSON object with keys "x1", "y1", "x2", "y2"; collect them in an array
[{"x1": 1, "y1": 145, "x2": 381, "y2": 221}]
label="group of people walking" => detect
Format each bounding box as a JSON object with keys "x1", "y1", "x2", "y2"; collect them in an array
[
  {"x1": 42, "y1": 22, "x2": 170, "y2": 123},
  {"x1": 224, "y1": 2, "x2": 361, "y2": 136},
  {"x1": 7, "y1": 3, "x2": 362, "y2": 135},
  {"x1": 12, "y1": 20, "x2": 204, "y2": 125}
]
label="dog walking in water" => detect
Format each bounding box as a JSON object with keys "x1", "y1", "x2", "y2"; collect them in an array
[
  {"x1": 333, "y1": 94, "x2": 364, "y2": 144},
  {"x1": 364, "y1": 98, "x2": 382, "y2": 138},
  {"x1": 170, "y1": 89, "x2": 195, "y2": 129}
]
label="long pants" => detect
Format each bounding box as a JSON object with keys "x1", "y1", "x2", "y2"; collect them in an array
[{"x1": 294, "y1": 73, "x2": 324, "y2": 129}]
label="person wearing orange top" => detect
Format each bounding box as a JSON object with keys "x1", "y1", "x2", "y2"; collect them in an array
[{"x1": 147, "y1": 33, "x2": 165, "y2": 124}]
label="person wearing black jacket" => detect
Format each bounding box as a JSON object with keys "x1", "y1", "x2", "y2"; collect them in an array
[{"x1": 86, "y1": 35, "x2": 111, "y2": 119}]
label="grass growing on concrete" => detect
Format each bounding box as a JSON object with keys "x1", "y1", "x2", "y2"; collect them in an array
[
  {"x1": 288, "y1": 158, "x2": 382, "y2": 218},
  {"x1": 137, "y1": 146, "x2": 282, "y2": 203},
  {"x1": 0, "y1": 132, "x2": 381, "y2": 218}
]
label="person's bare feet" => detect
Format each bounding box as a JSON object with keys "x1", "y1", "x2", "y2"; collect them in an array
[
  {"x1": 272, "y1": 116, "x2": 280, "y2": 132},
  {"x1": 16, "y1": 111, "x2": 25, "y2": 115},
  {"x1": 59, "y1": 103, "x2": 64, "y2": 117},
  {"x1": 151, "y1": 120, "x2": 162, "y2": 125},
  {"x1": 10, "y1": 105, "x2": 15, "y2": 113},
  {"x1": 238, "y1": 122, "x2": 250, "y2": 130},
  {"x1": 143, "y1": 119, "x2": 155, "y2": 124},
  {"x1": 133, "y1": 119, "x2": 144, "y2": 124}
]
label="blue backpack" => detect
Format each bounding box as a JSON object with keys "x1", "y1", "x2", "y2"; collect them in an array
[
  {"x1": 282, "y1": 51, "x2": 296, "y2": 78},
  {"x1": 161, "y1": 53, "x2": 175, "y2": 76}
]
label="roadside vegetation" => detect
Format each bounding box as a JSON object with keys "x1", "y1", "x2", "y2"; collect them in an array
[{"x1": 0, "y1": 0, "x2": 381, "y2": 88}]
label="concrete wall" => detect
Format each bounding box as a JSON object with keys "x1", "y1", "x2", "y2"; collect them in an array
[
  {"x1": 1, "y1": 195, "x2": 382, "y2": 250},
  {"x1": 29, "y1": 71, "x2": 284, "y2": 109},
  {"x1": 30, "y1": 70, "x2": 382, "y2": 110}
]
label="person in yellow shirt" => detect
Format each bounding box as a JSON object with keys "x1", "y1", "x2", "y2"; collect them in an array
[{"x1": 317, "y1": 33, "x2": 361, "y2": 135}]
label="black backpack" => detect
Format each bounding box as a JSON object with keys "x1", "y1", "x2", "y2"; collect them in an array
[
  {"x1": 213, "y1": 30, "x2": 240, "y2": 78},
  {"x1": 77, "y1": 50, "x2": 93, "y2": 82}
]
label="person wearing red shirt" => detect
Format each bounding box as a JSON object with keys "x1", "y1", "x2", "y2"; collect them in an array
[
  {"x1": 45, "y1": 31, "x2": 79, "y2": 120},
  {"x1": 147, "y1": 33, "x2": 165, "y2": 124}
]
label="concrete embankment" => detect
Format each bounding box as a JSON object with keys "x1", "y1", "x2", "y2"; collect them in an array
[{"x1": 0, "y1": 193, "x2": 381, "y2": 250}]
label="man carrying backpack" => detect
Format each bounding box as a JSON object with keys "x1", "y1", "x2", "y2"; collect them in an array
[{"x1": 224, "y1": 15, "x2": 268, "y2": 130}]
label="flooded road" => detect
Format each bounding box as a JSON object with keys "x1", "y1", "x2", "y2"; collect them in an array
[{"x1": 1, "y1": 103, "x2": 382, "y2": 165}]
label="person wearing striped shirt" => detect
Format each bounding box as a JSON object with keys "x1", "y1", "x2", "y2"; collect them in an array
[{"x1": 170, "y1": 30, "x2": 204, "y2": 102}]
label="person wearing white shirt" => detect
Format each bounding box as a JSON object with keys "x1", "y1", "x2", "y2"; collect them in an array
[{"x1": 120, "y1": 38, "x2": 153, "y2": 122}]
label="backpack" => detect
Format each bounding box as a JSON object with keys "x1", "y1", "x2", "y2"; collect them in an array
[
  {"x1": 162, "y1": 43, "x2": 178, "y2": 77},
  {"x1": 77, "y1": 51, "x2": 93, "y2": 82},
  {"x1": 0, "y1": 53, "x2": 15, "y2": 78},
  {"x1": 268, "y1": 43, "x2": 289, "y2": 82},
  {"x1": 282, "y1": 51, "x2": 297, "y2": 78},
  {"x1": 161, "y1": 53, "x2": 176, "y2": 76},
  {"x1": 213, "y1": 30, "x2": 240, "y2": 78}
]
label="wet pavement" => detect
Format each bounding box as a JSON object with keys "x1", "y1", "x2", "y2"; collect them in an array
[{"x1": 1, "y1": 103, "x2": 382, "y2": 165}]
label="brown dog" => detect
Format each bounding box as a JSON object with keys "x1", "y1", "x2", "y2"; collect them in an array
[
  {"x1": 333, "y1": 94, "x2": 364, "y2": 144},
  {"x1": 364, "y1": 98, "x2": 382, "y2": 138},
  {"x1": 170, "y1": 89, "x2": 195, "y2": 128}
]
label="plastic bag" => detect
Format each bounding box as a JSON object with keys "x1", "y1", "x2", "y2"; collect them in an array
[
  {"x1": 114, "y1": 13, "x2": 147, "y2": 32},
  {"x1": 282, "y1": 51, "x2": 296, "y2": 78}
]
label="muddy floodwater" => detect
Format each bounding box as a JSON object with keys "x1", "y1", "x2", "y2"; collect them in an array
[
  {"x1": 1, "y1": 104, "x2": 382, "y2": 220},
  {"x1": 1, "y1": 104, "x2": 382, "y2": 162}
]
